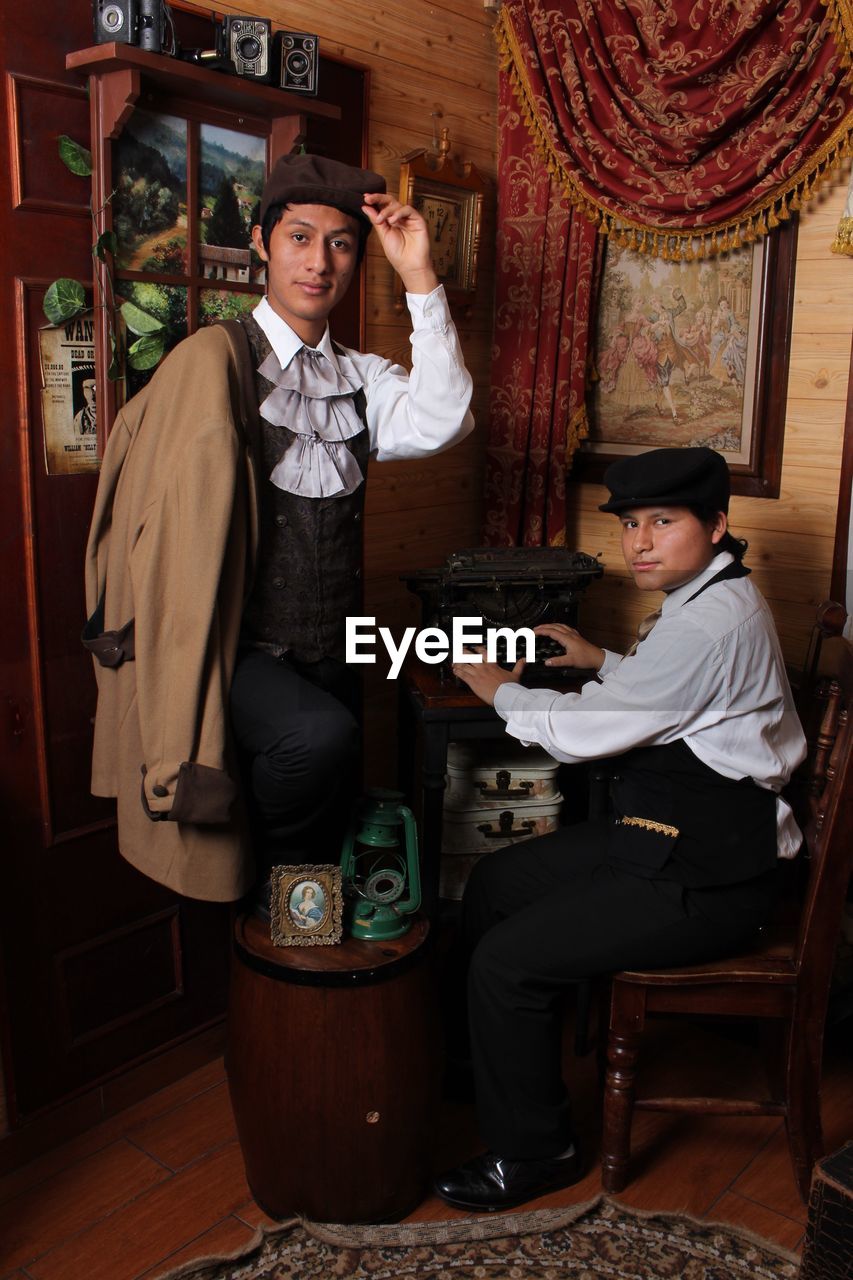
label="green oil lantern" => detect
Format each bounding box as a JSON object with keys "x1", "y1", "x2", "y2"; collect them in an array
[{"x1": 340, "y1": 789, "x2": 421, "y2": 940}]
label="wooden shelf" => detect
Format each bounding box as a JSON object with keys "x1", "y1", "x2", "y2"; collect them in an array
[
  {"x1": 66, "y1": 43, "x2": 341, "y2": 127},
  {"x1": 65, "y1": 41, "x2": 342, "y2": 441}
]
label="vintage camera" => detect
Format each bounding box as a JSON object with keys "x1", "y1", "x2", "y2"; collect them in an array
[
  {"x1": 274, "y1": 30, "x2": 319, "y2": 95},
  {"x1": 138, "y1": 0, "x2": 164, "y2": 51},
  {"x1": 93, "y1": 0, "x2": 165, "y2": 51},
  {"x1": 222, "y1": 16, "x2": 272, "y2": 80},
  {"x1": 93, "y1": 0, "x2": 138, "y2": 44}
]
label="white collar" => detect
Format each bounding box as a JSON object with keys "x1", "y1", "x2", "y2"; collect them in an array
[
  {"x1": 662, "y1": 550, "x2": 735, "y2": 614},
  {"x1": 252, "y1": 296, "x2": 342, "y2": 375}
]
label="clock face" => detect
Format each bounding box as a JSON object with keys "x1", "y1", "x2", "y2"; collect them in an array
[{"x1": 416, "y1": 194, "x2": 462, "y2": 283}]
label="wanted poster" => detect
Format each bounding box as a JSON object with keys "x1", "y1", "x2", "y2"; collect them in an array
[{"x1": 39, "y1": 313, "x2": 100, "y2": 475}]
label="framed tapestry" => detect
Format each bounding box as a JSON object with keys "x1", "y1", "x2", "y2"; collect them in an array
[{"x1": 575, "y1": 219, "x2": 798, "y2": 498}]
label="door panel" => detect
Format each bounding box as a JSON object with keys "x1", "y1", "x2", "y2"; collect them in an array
[{"x1": 0, "y1": 6, "x2": 366, "y2": 1120}]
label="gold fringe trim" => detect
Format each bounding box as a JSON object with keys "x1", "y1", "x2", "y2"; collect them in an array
[
  {"x1": 831, "y1": 213, "x2": 853, "y2": 253},
  {"x1": 565, "y1": 402, "x2": 589, "y2": 466},
  {"x1": 823, "y1": 0, "x2": 853, "y2": 78},
  {"x1": 496, "y1": 4, "x2": 853, "y2": 260},
  {"x1": 619, "y1": 815, "x2": 680, "y2": 838}
]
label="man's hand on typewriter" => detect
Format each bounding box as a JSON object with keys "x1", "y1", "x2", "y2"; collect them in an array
[
  {"x1": 533, "y1": 624, "x2": 605, "y2": 672},
  {"x1": 451, "y1": 648, "x2": 525, "y2": 706}
]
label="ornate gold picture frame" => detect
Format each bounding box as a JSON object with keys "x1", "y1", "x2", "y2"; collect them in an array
[{"x1": 269, "y1": 864, "x2": 344, "y2": 947}]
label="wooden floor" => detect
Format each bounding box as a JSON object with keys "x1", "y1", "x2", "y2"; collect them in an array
[{"x1": 0, "y1": 1014, "x2": 850, "y2": 1280}]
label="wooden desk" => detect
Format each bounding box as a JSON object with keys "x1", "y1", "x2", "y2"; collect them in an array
[{"x1": 398, "y1": 663, "x2": 592, "y2": 914}]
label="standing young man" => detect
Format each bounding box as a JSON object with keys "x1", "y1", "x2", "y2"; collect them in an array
[
  {"x1": 435, "y1": 446, "x2": 805, "y2": 1211},
  {"x1": 85, "y1": 154, "x2": 474, "y2": 906}
]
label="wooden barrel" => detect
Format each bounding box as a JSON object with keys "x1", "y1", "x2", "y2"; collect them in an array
[{"x1": 226, "y1": 912, "x2": 442, "y2": 1223}]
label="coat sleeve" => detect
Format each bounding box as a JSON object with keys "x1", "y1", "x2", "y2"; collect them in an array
[{"x1": 130, "y1": 417, "x2": 244, "y2": 823}]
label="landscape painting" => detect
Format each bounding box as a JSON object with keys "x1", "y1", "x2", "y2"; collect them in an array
[
  {"x1": 113, "y1": 110, "x2": 188, "y2": 275},
  {"x1": 198, "y1": 124, "x2": 266, "y2": 286}
]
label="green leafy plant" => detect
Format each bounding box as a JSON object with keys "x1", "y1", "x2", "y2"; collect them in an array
[{"x1": 43, "y1": 135, "x2": 166, "y2": 379}]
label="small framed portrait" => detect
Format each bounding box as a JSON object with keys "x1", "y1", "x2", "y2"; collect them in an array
[{"x1": 269, "y1": 864, "x2": 343, "y2": 947}]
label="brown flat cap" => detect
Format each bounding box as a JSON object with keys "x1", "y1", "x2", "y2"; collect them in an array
[{"x1": 259, "y1": 153, "x2": 386, "y2": 229}]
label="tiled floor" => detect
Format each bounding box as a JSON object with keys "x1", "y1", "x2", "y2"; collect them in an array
[{"x1": 0, "y1": 1016, "x2": 849, "y2": 1279}]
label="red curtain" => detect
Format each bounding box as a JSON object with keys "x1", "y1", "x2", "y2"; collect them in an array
[
  {"x1": 483, "y1": 74, "x2": 599, "y2": 546},
  {"x1": 485, "y1": 0, "x2": 853, "y2": 546}
]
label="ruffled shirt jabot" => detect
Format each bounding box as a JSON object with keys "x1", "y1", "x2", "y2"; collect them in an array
[{"x1": 257, "y1": 340, "x2": 366, "y2": 499}]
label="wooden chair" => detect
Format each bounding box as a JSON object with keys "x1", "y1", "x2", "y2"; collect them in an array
[
  {"x1": 798, "y1": 599, "x2": 849, "y2": 702},
  {"x1": 601, "y1": 624, "x2": 853, "y2": 1202}
]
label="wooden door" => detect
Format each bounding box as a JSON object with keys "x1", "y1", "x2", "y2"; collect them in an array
[{"x1": 0, "y1": 5, "x2": 366, "y2": 1123}]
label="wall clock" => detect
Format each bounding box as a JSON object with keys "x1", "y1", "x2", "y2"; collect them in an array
[{"x1": 397, "y1": 128, "x2": 485, "y2": 307}]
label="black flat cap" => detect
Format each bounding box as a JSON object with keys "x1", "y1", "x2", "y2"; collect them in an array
[
  {"x1": 599, "y1": 446, "x2": 730, "y2": 514},
  {"x1": 259, "y1": 153, "x2": 386, "y2": 230}
]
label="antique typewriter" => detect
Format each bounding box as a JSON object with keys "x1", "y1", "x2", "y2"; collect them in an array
[{"x1": 403, "y1": 547, "x2": 603, "y2": 677}]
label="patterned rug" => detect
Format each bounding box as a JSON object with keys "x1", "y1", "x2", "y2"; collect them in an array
[{"x1": 158, "y1": 1195, "x2": 801, "y2": 1279}]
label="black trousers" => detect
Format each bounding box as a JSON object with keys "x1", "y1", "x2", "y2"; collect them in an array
[
  {"x1": 229, "y1": 648, "x2": 361, "y2": 880},
  {"x1": 459, "y1": 821, "x2": 778, "y2": 1160}
]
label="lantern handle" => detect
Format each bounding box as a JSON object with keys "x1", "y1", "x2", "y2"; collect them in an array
[{"x1": 393, "y1": 802, "x2": 421, "y2": 915}]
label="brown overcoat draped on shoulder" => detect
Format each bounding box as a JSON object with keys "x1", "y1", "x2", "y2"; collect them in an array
[{"x1": 84, "y1": 323, "x2": 260, "y2": 902}]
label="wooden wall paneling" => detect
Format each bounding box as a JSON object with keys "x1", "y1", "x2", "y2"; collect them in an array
[
  {"x1": 786, "y1": 333, "x2": 853, "y2": 400},
  {"x1": 831, "y1": 333, "x2": 853, "y2": 606},
  {"x1": 366, "y1": 450, "x2": 484, "y2": 516},
  {"x1": 781, "y1": 405, "x2": 846, "y2": 471},
  {"x1": 5, "y1": 74, "x2": 91, "y2": 216},
  {"x1": 15, "y1": 280, "x2": 115, "y2": 844}
]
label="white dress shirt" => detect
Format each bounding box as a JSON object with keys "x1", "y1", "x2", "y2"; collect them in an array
[
  {"x1": 252, "y1": 287, "x2": 474, "y2": 459},
  {"x1": 493, "y1": 553, "x2": 807, "y2": 857}
]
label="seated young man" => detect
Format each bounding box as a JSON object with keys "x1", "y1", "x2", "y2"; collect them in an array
[{"x1": 435, "y1": 445, "x2": 806, "y2": 1212}]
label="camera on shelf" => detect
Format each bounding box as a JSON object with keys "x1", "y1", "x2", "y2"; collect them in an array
[
  {"x1": 222, "y1": 16, "x2": 272, "y2": 80},
  {"x1": 93, "y1": 0, "x2": 167, "y2": 52},
  {"x1": 183, "y1": 15, "x2": 319, "y2": 93},
  {"x1": 275, "y1": 30, "x2": 319, "y2": 95}
]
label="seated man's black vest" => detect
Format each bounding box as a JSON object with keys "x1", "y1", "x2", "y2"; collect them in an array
[
  {"x1": 602, "y1": 559, "x2": 779, "y2": 888},
  {"x1": 604, "y1": 738, "x2": 778, "y2": 887},
  {"x1": 238, "y1": 314, "x2": 369, "y2": 662}
]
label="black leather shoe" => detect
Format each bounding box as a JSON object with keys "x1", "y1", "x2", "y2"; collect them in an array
[{"x1": 433, "y1": 1147, "x2": 584, "y2": 1211}]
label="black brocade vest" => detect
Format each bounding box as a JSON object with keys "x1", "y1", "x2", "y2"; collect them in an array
[
  {"x1": 603, "y1": 560, "x2": 778, "y2": 888},
  {"x1": 238, "y1": 314, "x2": 370, "y2": 662}
]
